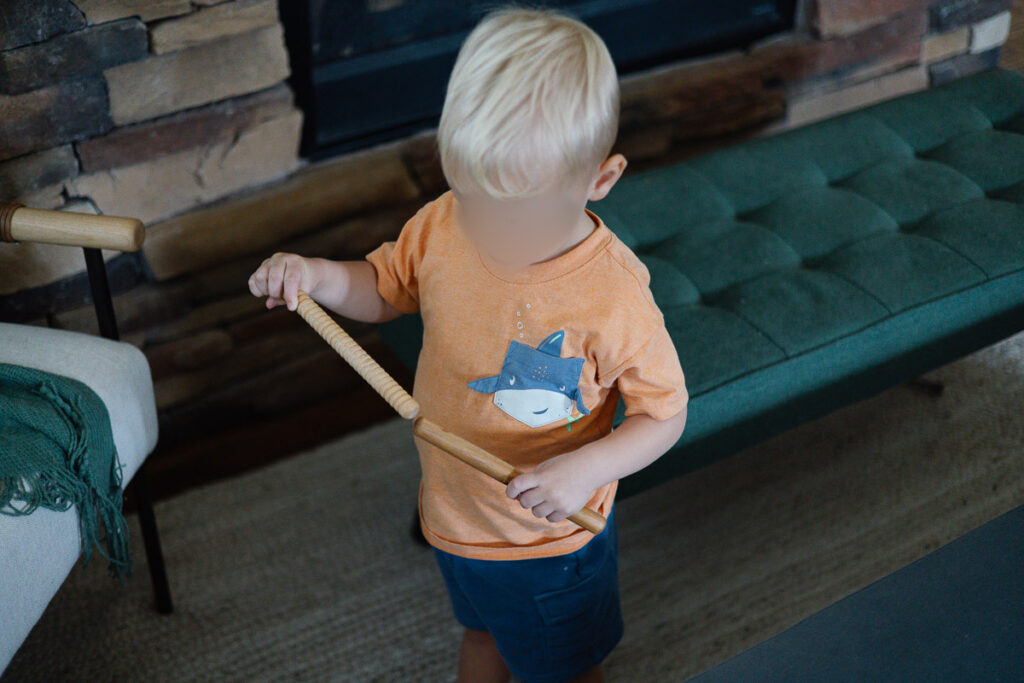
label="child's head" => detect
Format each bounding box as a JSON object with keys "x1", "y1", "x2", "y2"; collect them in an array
[{"x1": 437, "y1": 4, "x2": 626, "y2": 268}]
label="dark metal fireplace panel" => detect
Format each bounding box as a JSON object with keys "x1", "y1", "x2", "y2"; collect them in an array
[{"x1": 280, "y1": 1, "x2": 797, "y2": 161}]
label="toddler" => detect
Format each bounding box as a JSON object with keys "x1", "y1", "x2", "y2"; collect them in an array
[{"x1": 248, "y1": 6, "x2": 688, "y2": 682}]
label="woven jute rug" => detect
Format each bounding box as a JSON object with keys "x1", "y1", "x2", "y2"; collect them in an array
[{"x1": 4, "y1": 330, "x2": 1023, "y2": 682}]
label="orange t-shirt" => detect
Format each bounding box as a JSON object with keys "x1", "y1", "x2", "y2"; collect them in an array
[{"x1": 365, "y1": 189, "x2": 688, "y2": 560}]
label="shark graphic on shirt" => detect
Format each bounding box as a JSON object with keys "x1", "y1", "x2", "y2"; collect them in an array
[{"x1": 467, "y1": 330, "x2": 590, "y2": 430}]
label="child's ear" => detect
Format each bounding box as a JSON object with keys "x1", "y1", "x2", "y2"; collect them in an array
[{"x1": 588, "y1": 153, "x2": 628, "y2": 201}]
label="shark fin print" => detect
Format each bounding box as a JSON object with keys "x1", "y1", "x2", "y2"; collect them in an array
[{"x1": 467, "y1": 329, "x2": 589, "y2": 429}]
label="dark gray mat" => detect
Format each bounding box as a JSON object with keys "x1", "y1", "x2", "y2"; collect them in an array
[{"x1": 686, "y1": 503, "x2": 1024, "y2": 682}]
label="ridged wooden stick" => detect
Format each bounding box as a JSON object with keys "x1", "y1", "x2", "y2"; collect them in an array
[
  {"x1": 293, "y1": 289, "x2": 606, "y2": 535},
  {"x1": 295, "y1": 289, "x2": 420, "y2": 420}
]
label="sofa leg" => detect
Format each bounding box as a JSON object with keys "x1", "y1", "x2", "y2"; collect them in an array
[
  {"x1": 905, "y1": 376, "x2": 945, "y2": 396},
  {"x1": 410, "y1": 505, "x2": 429, "y2": 548},
  {"x1": 131, "y1": 462, "x2": 174, "y2": 614}
]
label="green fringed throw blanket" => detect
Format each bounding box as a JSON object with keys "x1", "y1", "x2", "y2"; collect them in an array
[{"x1": 0, "y1": 362, "x2": 133, "y2": 582}]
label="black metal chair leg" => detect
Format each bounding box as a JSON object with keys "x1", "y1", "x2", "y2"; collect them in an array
[
  {"x1": 130, "y1": 461, "x2": 174, "y2": 614},
  {"x1": 82, "y1": 246, "x2": 174, "y2": 614},
  {"x1": 410, "y1": 505, "x2": 429, "y2": 548}
]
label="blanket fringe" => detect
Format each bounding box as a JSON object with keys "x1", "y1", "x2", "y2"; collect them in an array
[{"x1": 0, "y1": 378, "x2": 133, "y2": 582}]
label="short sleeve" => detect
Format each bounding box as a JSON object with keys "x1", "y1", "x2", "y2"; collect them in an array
[
  {"x1": 610, "y1": 324, "x2": 688, "y2": 421},
  {"x1": 364, "y1": 200, "x2": 435, "y2": 314}
]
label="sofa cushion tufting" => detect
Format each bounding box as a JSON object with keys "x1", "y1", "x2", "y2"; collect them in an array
[{"x1": 597, "y1": 67, "x2": 1024, "y2": 392}]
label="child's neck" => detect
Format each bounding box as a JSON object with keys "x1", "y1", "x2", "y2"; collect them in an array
[{"x1": 530, "y1": 209, "x2": 597, "y2": 266}]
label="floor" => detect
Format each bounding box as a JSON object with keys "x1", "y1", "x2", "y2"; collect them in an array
[{"x1": 5, "y1": 328, "x2": 1024, "y2": 681}]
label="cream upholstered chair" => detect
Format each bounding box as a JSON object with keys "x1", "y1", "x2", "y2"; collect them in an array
[{"x1": 0, "y1": 202, "x2": 173, "y2": 673}]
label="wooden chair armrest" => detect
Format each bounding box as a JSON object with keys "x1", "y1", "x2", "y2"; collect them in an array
[{"x1": 0, "y1": 201, "x2": 144, "y2": 252}]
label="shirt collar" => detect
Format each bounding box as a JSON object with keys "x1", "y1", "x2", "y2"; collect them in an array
[{"x1": 449, "y1": 191, "x2": 613, "y2": 284}]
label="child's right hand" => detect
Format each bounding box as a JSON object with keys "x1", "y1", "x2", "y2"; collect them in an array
[{"x1": 248, "y1": 252, "x2": 317, "y2": 311}]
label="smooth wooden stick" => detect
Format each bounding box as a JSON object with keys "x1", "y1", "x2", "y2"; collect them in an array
[
  {"x1": 293, "y1": 289, "x2": 606, "y2": 535},
  {"x1": 411, "y1": 416, "x2": 606, "y2": 534},
  {"x1": 0, "y1": 201, "x2": 144, "y2": 251}
]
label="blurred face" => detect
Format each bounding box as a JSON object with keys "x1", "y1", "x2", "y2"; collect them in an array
[{"x1": 452, "y1": 182, "x2": 591, "y2": 271}]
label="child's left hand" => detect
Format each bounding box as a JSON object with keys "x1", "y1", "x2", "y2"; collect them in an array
[{"x1": 506, "y1": 448, "x2": 599, "y2": 523}]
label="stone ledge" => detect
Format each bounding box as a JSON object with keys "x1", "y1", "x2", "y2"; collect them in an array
[
  {"x1": 0, "y1": 200, "x2": 123, "y2": 296},
  {"x1": 0, "y1": 240, "x2": 118, "y2": 298},
  {"x1": 929, "y1": 0, "x2": 1013, "y2": 32},
  {"x1": 145, "y1": 328, "x2": 234, "y2": 380},
  {"x1": 0, "y1": 246, "x2": 146, "y2": 323},
  {"x1": 73, "y1": 0, "x2": 192, "y2": 23},
  {"x1": 152, "y1": 331, "x2": 395, "y2": 453},
  {"x1": 0, "y1": 18, "x2": 149, "y2": 95},
  {"x1": 142, "y1": 293, "x2": 266, "y2": 345},
  {"x1": 76, "y1": 83, "x2": 295, "y2": 173},
  {"x1": 50, "y1": 277, "x2": 192, "y2": 337},
  {"x1": 810, "y1": 0, "x2": 930, "y2": 38},
  {"x1": 151, "y1": 325, "x2": 324, "y2": 409},
  {"x1": 168, "y1": 201, "x2": 416, "y2": 313},
  {"x1": 141, "y1": 139, "x2": 421, "y2": 280},
  {"x1": 969, "y1": 10, "x2": 1012, "y2": 53},
  {"x1": 0, "y1": 0, "x2": 85, "y2": 51},
  {"x1": 103, "y1": 23, "x2": 291, "y2": 126},
  {"x1": 928, "y1": 46, "x2": 1002, "y2": 85},
  {"x1": 921, "y1": 27, "x2": 971, "y2": 62},
  {"x1": 0, "y1": 77, "x2": 111, "y2": 162},
  {"x1": 148, "y1": 0, "x2": 280, "y2": 54},
  {"x1": 0, "y1": 145, "x2": 78, "y2": 201},
  {"x1": 398, "y1": 129, "x2": 447, "y2": 197},
  {"x1": 66, "y1": 109, "x2": 303, "y2": 224},
  {"x1": 10, "y1": 183, "x2": 67, "y2": 210},
  {"x1": 750, "y1": 9, "x2": 929, "y2": 85},
  {"x1": 778, "y1": 64, "x2": 930, "y2": 129}
]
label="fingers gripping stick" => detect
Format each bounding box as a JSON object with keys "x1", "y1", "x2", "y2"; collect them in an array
[{"x1": 292, "y1": 289, "x2": 606, "y2": 535}]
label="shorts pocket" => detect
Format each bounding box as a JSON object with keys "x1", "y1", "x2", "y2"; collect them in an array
[
  {"x1": 532, "y1": 517, "x2": 616, "y2": 623},
  {"x1": 532, "y1": 549, "x2": 609, "y2": 626},
  {"x1": 532, "y1": 548, "x2": 622, "y2": 670}
]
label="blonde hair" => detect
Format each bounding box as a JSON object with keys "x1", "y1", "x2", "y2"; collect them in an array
[{"x1": 437, "y1": 3, "x2": 620, "y2": 200}]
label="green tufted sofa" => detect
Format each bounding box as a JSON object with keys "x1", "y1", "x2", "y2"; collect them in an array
[{"x1": 378, "y1": 66, "x2": 1024, "y2": 500}]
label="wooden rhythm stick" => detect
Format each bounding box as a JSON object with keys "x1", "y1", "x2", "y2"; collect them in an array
[{"x1": 293, "y1": 289, "x2": 606, "y2": 535}]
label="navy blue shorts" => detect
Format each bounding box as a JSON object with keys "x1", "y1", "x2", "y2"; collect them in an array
[{"x1": 432, "y1": 506, "x2": 624, "y2": 683}]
